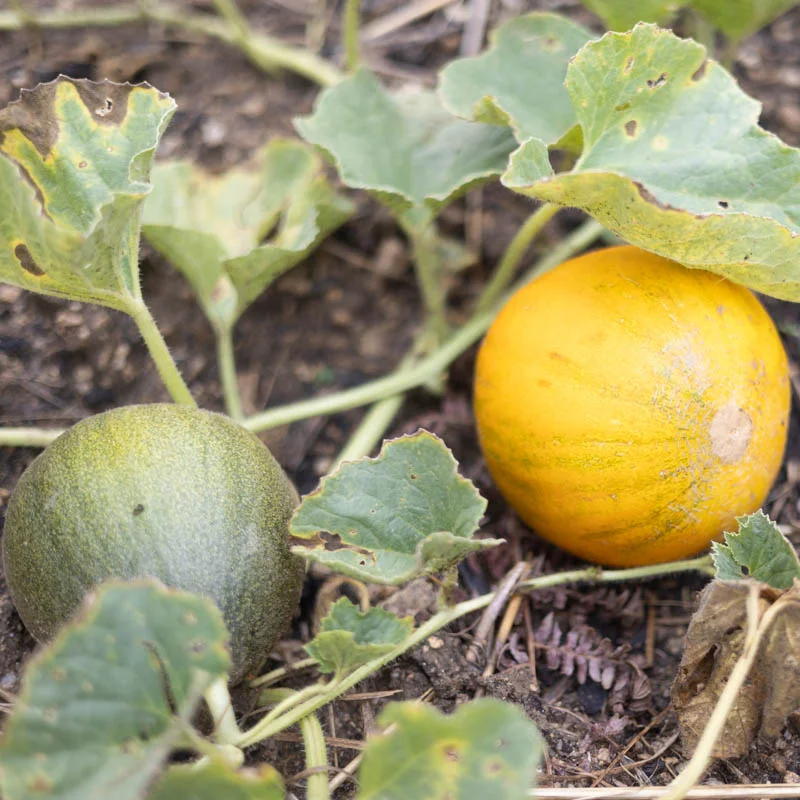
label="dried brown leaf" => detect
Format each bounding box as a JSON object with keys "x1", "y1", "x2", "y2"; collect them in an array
[
  {"x1": 672, "y1": 580, "x2": 800, "y2": 758},
  {"x1": 534, "y1": 612, "x2": 651, "y2": 712}
]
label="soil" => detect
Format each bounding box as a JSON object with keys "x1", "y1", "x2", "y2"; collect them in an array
[{"x1": 2, "y1": 0, "x2": 800, "y2": 797}]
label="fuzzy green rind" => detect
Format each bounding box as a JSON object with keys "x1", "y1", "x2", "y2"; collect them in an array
[
  {"x1": 142, "y1": 139, "x2": 353, "y2": 331},
  {"x1": 150, "y1": 762, "x2": 285, "y2": 800},
  {"x1": 290, "y1": 431, "x2": 497, "y2": 585},
  {"x1": 0, "y1": 581, "x2": 230, "y2": 800},
  {"x1": 502, "y1": 24, "x2": 800, "y2": 301},
  {"x1": 2, "y1": 404, "x2": 304, "y2": 684},
  {"x1": 438, "y1": 13, "x2": 594, "y2": 145},
  {"x1": 0, "y1": 77, "x2": 174, "y2": 310},
  {"x1": 357, "y1": 699, "x2": 543, "y2": 800}
]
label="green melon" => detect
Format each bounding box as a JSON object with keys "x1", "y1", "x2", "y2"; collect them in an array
[{"x1": 2, "y1": 403, "x2": 305, "y2": 684}]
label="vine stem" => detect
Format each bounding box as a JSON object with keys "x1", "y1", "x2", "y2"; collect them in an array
[
  {"x1": 204, "y1": 677, "x2": 243, "y2": 746},
  {"x1": 0, "y1": 3, "x2": 342, "y2": 86},
  {"x1": 0, "y1": 427, "x2": 63, "y2": 448},
  {"x1": 264, "y1": 689, "x2": 330, "y2": 800},
  {"x1": 127, "y1": 301, "x2": 197, "y2": 406},
  {"x1": 239, "y1": 682, "x2": 333, "y2": 747},
  {"x1": 0, "y1": 218, "x2": 605, "y2": 448},
  {"x1": 235, "y1": 554, "x2": 713, "y2": 748},
  {"x1": 343, "y1": 0, "x2": 362, "y2": 72},
  {"x1": 215, "y1": 326, "x2": 244, "y2": 421},
  {"x1": 407, "y1": 223, "x2": 450, "y2": 347},
  {"x1": 249, "y1": 656, "x2": 318, "y2": 689},
  {"x1": 334, "y1": 393, "x2": 405, "y2": 465},
  {"x1": 660, "y1": 584, "x2": 788, "y2": 800},
  {"x1": 476, "y1": 202, "x2": 559, "y2": 313}
]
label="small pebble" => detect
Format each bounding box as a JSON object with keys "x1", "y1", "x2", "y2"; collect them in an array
[{"x1": 1, "y1": 673, "x2": 17, "y2": 691}]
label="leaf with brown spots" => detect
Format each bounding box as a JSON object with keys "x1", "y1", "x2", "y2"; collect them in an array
[
  {"x1": 672, "y1": 580, "x2": 800, "y2": 757},
  {"x1": 0, "y1": 76, "x2": 174, "y2": 311},
  {"x1": 291, "y1": 431, "x2": 499, "y2": 585},
  {"x1": 0, "y1": 580, "x2": 230, "y2": 800},
  {"x1": 503, "y1": 24, "x2": 800, "y2": 301},
  {"x1": 357, "y1": 699, "x2": 542, "y2": 800}
]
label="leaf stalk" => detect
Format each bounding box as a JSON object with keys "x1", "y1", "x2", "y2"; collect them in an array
[
  {"x1": 406, "y1": 223, "x2": 451, "y2": 347},
  {"x1": 343, "y1": 0, "x2": 362, "y2": 72},
  {"x1": 128, "y1": 301, "x2": 197, "y2": 407},
  {"x1": 263, "y1": 689, "x2": 330, "y2": 800},
  {"x1": 215, "y1": 325, "x2": 244, "y2": 422},
  {"x1": 476, "y1": 202, "x2": 559, "y2": 313}
]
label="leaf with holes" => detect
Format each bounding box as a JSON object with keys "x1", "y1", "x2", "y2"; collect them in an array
[
  {"x1": 290, "y1": 431, "x2": 497, "y2": 585},
  {"x1": 294, "y1": 68, "x2": 517, "y2": 229},
  {"x1": 503, "y1": 23, "x2": 800, "y2": 301},
  {"x1": 438, "y1": 13, "x2": 594, "y2": 146},
  {"x1": 688, "y1": 0, "x2": 799, "y2": 42},
  {"x1": 149, "y1": 762, "x2": 285, "y2": 800},
  {"x1": 712, "y1": 510, "x2": 800, "y2": 589},
  {"x1": 0, "y1": 580, "x2": 230, "y2": 800},
  {"x1": 304, "y1": 598, "x2": 413, "y2": 677},
  {"x1": 357, "y1": 699, "x2": 543, "y2": 800},
  {"x1": 142, "y1": 139, "x2": 352, "y2": 333},
  {"x1": 0, "y1": 77, "x2": 174, "y2": 312},
  {"x1": 581, "y1": 0, "x2": 681, "y2": 30}
]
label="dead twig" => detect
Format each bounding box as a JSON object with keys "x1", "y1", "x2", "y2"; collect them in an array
[{"x1": 466, "y1": 561, "x2": 528, "y2": 665}]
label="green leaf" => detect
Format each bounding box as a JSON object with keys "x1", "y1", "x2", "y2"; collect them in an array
[
  {"x1": 688, "y1": 0, "x2": 799, "y2": 42},
  {"x1": 294, "y1": 69, "x2": 516, "y2": 226},
  {"x1": 581, "y1": 0, "x2": 681, "y2": 30},
  {"x1": 0, "y1": 580, "x2": 230, "y2": 800},
  {"x1": 0, "y1": 77, "x2": 174, "y2": 311},
  {"x1": 291, "y1": 431, "x2": 497, "y2": 585},
  {"x1": 502, "y1": 23, "x2": 800, "y2": 301},
  {"x1": 304, "y1": 598, "x2": 413, "y2": 676},
  {"x1": 149, "y1": 762, "x2": 284, "y2": 800},
  {"x1": 438, "y1": 13, "x2": 594, "y2": 145},
  {"x1": 712, "y1": 511, "x2": 800, "y2": 589},
  {"x1": 142, "y1": 139, "x2": 352, "y2": 331},
  {"x1": 357, "y1": 699, "x2": 542, "y2": 800}
]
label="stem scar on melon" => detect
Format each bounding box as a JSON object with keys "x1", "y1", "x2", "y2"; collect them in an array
[{"x1": 710, "y1": 403, "x2": 753, "y2": 464}]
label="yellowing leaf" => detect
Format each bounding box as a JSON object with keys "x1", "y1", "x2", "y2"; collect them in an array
[
  {"x1": 358, "y1": 700, "x2": 542, "y2": 800},
  {"x1": 0, "y1": 77, "x2": 174, "y2": 310},
  {"x1": 142, "y1": 139, "x2": 352, "y2": 331},
  {"x1": 0, "y1": 581, "x2": 230, "y2": 800},
  {"x1": 503, "y1": 24, "x2": 800, "y2": 301}
]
